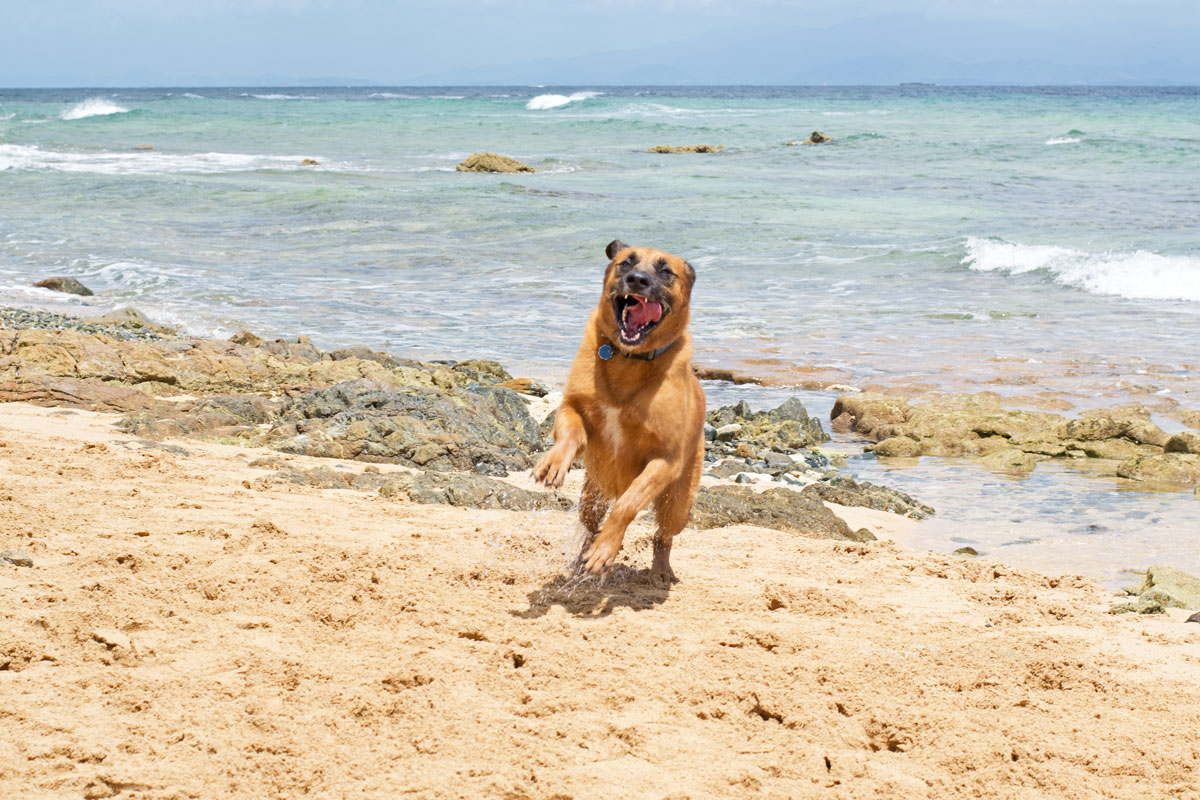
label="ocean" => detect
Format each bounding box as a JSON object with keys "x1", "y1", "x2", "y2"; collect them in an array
[{"x1": 2, "y1": 85, "x2": 1198, "y2": 582}]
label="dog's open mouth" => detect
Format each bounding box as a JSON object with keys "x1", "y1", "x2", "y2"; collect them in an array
[{"x1": 614, "y1": 294, "x2": 665, "y2": 345}]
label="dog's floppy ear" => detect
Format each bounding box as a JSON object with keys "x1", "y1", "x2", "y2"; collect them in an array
[{"x1": 605, "y1": 239, "x2": 628, "y2": 261}]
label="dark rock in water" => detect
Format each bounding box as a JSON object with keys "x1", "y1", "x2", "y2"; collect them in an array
[
  {"x1": 690, "y1": 485, "x2": 873, "y2": 542},
  {"x1": 788, "y1": 131, "x2": 833, "y2": 145},
  {"x1": 953, "y1": 547, "x2": 979, "y2": 557},
  {"x1": 706, "y1": 398, "x2": 829, "y2": 452},
  {"x1": 300, "y1": 158, "x2": 319, "y2": 166},
  {"x1": 648, "y1": 144, "x2": 724, "y2": 153},
  {"x1": 34, "y1": 276, "x2": 93, "y2": 296},
  {"x1": 456, "y1": 152, "x2": 534, "y2": 173},
  {"x1": 1126, "y1": 565, "x2": 1200, "y2": 610},
  {"x1": 802, "y1": 474, "x2": 934, "y2": 519},
  {"x1": 1, "y1": 549, "x2": 33, "y2": 567}
]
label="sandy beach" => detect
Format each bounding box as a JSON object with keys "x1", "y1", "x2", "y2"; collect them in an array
[{"x1": 3, "y1": 397, "x2": 1199, "y2": 799}]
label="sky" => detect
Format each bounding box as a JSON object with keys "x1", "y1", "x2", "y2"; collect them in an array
[{"x1": 4, "y1": 0, "x2": 1199, "y2": 86}]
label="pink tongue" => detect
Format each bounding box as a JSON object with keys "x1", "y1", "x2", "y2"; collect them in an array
[{"x1": 627, "y1": 298, "x2": 662, "y2": 329}]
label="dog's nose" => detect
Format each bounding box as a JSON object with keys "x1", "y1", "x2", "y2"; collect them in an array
[{"x1": 621, "y1": 271, "x2": 653, "y2": 294}]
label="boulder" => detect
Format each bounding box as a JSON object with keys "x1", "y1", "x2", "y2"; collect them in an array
[
  {"x1": 456, "y1": 152, "x2": 534, "y2": 173},
  {"x1": 1128, "y1": 566, "x2": 1200, "y2": 610},
  {"x1": 33, "y1": 277, "x2": 93, "y2": 296},
  {"x1": 802, "y1": 475, "x2": 934, "y2": 519},
  {"x1": 1165, "y1": 431, "x2": 1200, "y2": 455},
  {"x1": 300, "y1": 158, "x2": 319, "y2": 166},
  {"x1": 647, "y1": 145, "x2": 724, "y2": 154},
  {"x1": 1116, "y1": 453, "x2": 1200, "y2": 486},
  {"x1": 83, "y1": 306, "x2": 175, "y2": 334},
  {"x1": 690, "y1": 485, "x2": 873, "y2": 542}
]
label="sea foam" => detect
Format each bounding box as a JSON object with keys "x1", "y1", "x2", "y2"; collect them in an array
[
  {"x1": 525, "y1": 91, "x2": 601, "y2": 110},
  {"x1": 963, "y1": 237, "x2": 1200, "y2": 303},
  {"x1": 60, "y1": 98, "x2": 130, "y2": 120},
  {"x1": 0, "y1": 143, "x2": 329, "y2": 175}
]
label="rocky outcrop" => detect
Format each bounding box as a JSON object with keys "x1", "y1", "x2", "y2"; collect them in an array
[
  {"x1": 648, "y1": 145, "x2": 724, "y2": 154},
  {"x1": 707, "y1": 398, "x2": 830, "y2": 453},
  {"x1": 801, "y1": 475, "x2": 934, "y2": 519},
  {"x1": 830, "y1": 391, "x2": 1198, "y2": 486},
  {"x1": 300, "y1": 158, "x2": 319, "y2": 166},
  {"x1": 787, "y1": 131, "x2": 833, "y2": 145},
  {"x1": 1119, "y1": 566, "x2": 1200, "y2": 611},
  {"x1": 691, "y1": 486, "x2": 873, "y2": 542},
  {"x1": 33, "y1": 277, "x2": 93, "y2": 296},
  {"x1": 456, "y1": 152, "x2": 535, "y2": 173}
]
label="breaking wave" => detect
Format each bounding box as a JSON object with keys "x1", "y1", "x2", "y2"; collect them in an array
[
  {"x1": 60, "y1": 98, "x2": 130, "y2": 120},
  {"x1": 963, "y1": 237, "x2": 1200, "y2": 303},
  {"x1": 525, "y1": 91, "x2": 601, "y2": 110},
  {"x1": 0, "y1": 143, "x2": 336, "y2": 175}
]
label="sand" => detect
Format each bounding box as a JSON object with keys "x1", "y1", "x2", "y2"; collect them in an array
[{"x1": 1, "y1": 402, "x2": 1198, "y2": 799}]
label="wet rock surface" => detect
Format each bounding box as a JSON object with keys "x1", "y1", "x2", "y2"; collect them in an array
[
  {"x1": 455, "y1": 152, "x2": 535, "y2": 173},
  {"x1": 648, "y1": 144, "x2": 724, "y2": 153},
  {"x1": 831, "y1": 391, "x2": 1199, "y2": 487},
  {"x1": 34, "y1": 277, "x2": 93, "y2": 296},
  {"x1": 787, "y1": 131, "x2": 834, "y2": 145}
]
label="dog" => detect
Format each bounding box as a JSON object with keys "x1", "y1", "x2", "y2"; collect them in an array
[{"x1": 533, "y1": 239, "x2": 705, "y2": 582}]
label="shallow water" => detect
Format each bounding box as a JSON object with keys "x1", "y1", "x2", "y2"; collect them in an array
[{"x1": 2, "y1": 85, "x2": 1198, "y2": 581}]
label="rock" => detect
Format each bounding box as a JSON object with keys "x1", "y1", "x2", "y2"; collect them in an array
[
  {"x1": 134, "y1": 145, "x2": 154, "y2": 150},
  {"x1": 451, "y1": 359, "x2": 513, "y2": 386},
  {"x1": 456, "y1": 152, "x2": 534, "y2": 173},
  {"x1": 978, "y1": 447, "x2": 1042, "y2": 474},
  {"x1": 706, "y1": 398, "x2": 829, "y2": 451},
  {"x1": 953, "y1": 547, "x2": 979, "y2": 557},
  {"x1": 83, "y1": 306, "x2": 175, "y2": 335},
  {"x1": 495, "y1": 377, "x2": 551, "y2": 397},
  {"x1": 1187, "y1": 611, "x2": 1200, "y2": 623},
  {"x1": 703, "y1": 423, "x2": 717, "y2": 442},
  {"x1": 788, "y1": 131, "x2": 833, "y2": 145},
  {"x1": 229, "y1": 330, "x2": 264, "y2": 347},
  {"x1": 33, "y1": 277, "x2": 93, "y2": 296},
  {"x1": 870, "y1": 436, "x2": 922, "y2": 458},
  {"x1": 1165, "y1": 431, "x2": 1200, "y2": 454},
  {"x1": 1108, "y1": 601, "x2": 1166, "y2": 615},
  {"x1": 300, "y1": 158, "x2": 319, "y2": 166},
  {"x1": 690, "y1": 485, "x2": 873, "y2": 542},
  {"x1": 802, "y1": 475, "x2": 934, "y2": 519},
  {"x1": 715, "y1": 423, "x2": 742, "y2": 442},
  {"x1": 647, "y1": 144, "x2": 724, "y2": 154},
  {"x1": 0, "y1": 377, "x2": 166, "y2": 413},
  {"x1": 1129, "y1": 566, "x2": 1200, "y2": 610},
  {"x1": 1, "y1": 549, "x2": 33, "y2": 567},
  {"x1": 1116, "y1": 453, "x2": 1200, "y2": 487}
]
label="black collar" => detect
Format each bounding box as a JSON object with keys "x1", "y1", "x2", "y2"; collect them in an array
[{"x1": 598, "y1": 339, "x2": 677, "y2": 362}]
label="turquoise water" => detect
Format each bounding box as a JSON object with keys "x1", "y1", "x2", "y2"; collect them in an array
[{"x1": 2, "y1": 86, "x2": 1198, "y2": 581}]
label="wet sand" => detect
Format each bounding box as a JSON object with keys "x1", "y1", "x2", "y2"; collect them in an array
[{"x1": 2, "y1": 403, "x2": 1198, "y2": 799}]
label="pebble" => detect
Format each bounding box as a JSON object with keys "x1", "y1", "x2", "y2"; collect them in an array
[
  {"x1": 0, "y1": 306, "x2": 172, "y2": 343},
  {"x1": 1, "y1": 549, "x2": 33, "y2": 567}
]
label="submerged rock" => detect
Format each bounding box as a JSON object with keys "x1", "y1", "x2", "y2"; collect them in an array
[
  {"x1": 648, "y1": 144, "x2": 724, "y2": 154},
  {"x1": 1115, "y1": 453, "x2": 1200, "y2": 487},
  {"x1": 300, "y1": 158, "x2": 319, "y2": 166},
  {"x1": 82, "y1": 306, "x2": 175, "y2": 334},
  {"x1": 456, "y1": 152, "x2": 535, "y2": 173},
  {"x1": 34, "y1": 277, "x2": 93, "y2": 296},
  {"x1": 691, "y1": 485, "x2": 873, "y2": 542}
]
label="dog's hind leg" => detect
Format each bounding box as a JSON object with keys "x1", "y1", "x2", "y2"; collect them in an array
[{"x1": 650, "y1": 483, "x2": 694, "y2": 584}]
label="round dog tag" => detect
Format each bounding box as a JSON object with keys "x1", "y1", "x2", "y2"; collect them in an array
[{"x1": 597, "y1": 344, "x2": 614, "y2": 360}]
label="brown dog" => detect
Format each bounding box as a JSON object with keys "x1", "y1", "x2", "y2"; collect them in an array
[{"x1": 533, "y1": 240, "x2": 705, "y2": 582}]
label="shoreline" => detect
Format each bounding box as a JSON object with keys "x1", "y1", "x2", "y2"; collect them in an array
[{"x1": 2, "y1": 400, "x2": 1198, "y2": 798}]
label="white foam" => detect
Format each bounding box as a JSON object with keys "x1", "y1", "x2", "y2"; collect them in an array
[
  {"x1": 0, "y1": 143, "x2": 339, "y2": 175},
  {"x1": 1045, "y1": 136, "x2": 1083, "y2": 145},
  {"x1": 369, "y1": 92, "x2": 419, "y2": 99},
  {"x1": 963, "y1": 237, "x2": 1200, "y2": 303},
  {"x1": 60, "y1": 98, "x2": 129, "y2": 120},
  {"x1": 244, "y1": 93, "x2": 319, "y2": 100},
  {"x1": 525, "y1": 91, "x2": 601, "y2": 110}
]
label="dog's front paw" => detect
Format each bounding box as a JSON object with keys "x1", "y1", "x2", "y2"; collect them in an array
[
  {"x1": 533, "y1": 446, "x2": 572, "y2": 488},
  {"x1": 582, "y1": 535, "x2": 621, "y2": 575}
]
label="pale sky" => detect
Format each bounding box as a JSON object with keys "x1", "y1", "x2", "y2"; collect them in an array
[{"x1": 4, "y1": 0, "x2": 1199, "y2": 85}]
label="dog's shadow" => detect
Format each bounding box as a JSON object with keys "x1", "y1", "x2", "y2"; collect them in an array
[{"x1": 512, "y1": 566, "x2": 673, "y2": 619}]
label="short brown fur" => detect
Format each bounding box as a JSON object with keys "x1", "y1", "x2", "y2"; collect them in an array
[{"x1": 534, "y1": 240, "x2": 706, "y2": 581}]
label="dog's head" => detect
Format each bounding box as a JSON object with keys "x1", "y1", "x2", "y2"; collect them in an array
[{"x1": 597, "y1": 239, "x2": 695, "y2": 353}]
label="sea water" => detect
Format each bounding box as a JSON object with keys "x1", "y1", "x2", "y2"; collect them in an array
[{"x1": 2, "y1": 86, "x2": 1197, "y2": 583}]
